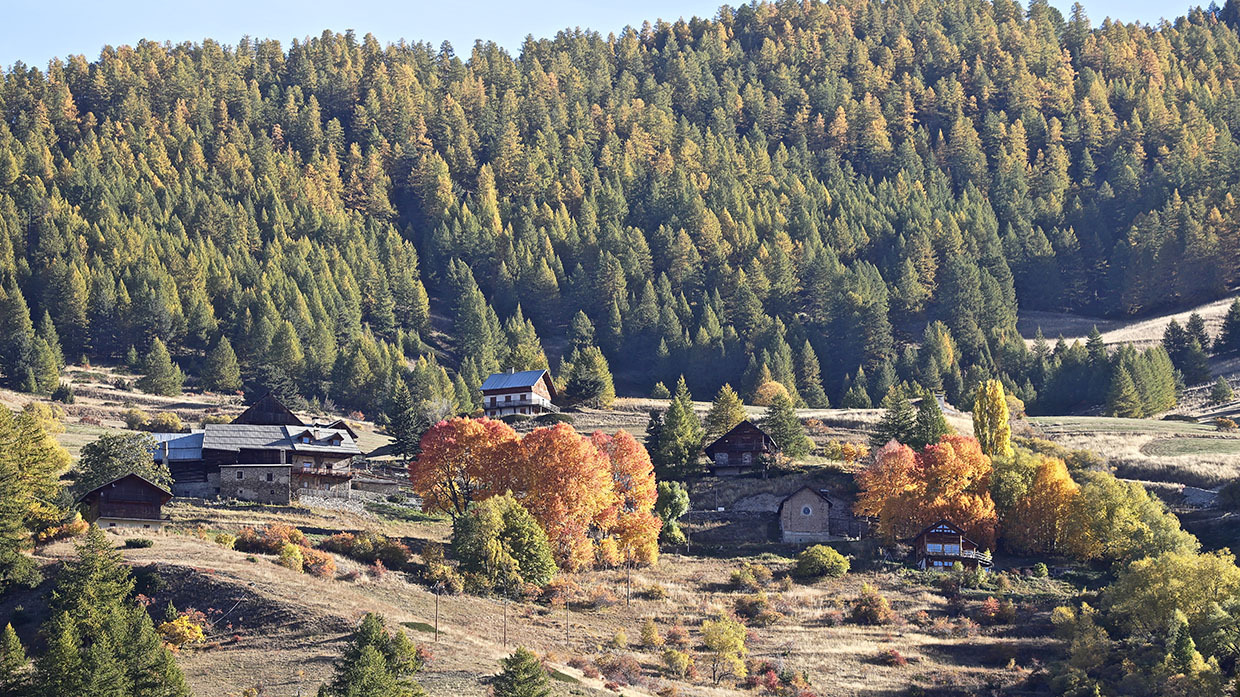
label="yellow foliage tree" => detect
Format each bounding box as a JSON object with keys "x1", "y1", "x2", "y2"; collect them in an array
[
  {"x1": 972, "y1": 380, "x2": 1013, "y2": 458},
  {"x1": 1004, "y1": 456, "x2": 1079, "y2": 555}
]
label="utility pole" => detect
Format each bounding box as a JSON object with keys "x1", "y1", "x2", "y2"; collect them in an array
[{"x1": 434, "y1": 582, "x2": 443, "y2": 643}]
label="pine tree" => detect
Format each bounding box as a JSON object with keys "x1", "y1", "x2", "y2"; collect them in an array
[
  {"x1": 796, "y1": 341, "x2": 830, "y2": 408},
  {"x1": 704, "y1": 384, "x2": 746, "y2": 439},
  {"x1": 911, "y1": 391, "x2": 951, "y2": 450},
  {"x1": 29, "y1": 338, "x2": 60, "y2": 396},
  {"x1": 972, "y1": 380, "x2": 1013, "y2": 457},
  {"x1": 762, "y1": 391, "x2": 811, "y2": 459},
  {"x1": 0, "y1": 282, "x2": 36, "y2": 393},
  {"x1": 1106, "y1": 366, "x2": 1144, "y2": 418},
  {"x1": 656, "y1": 377, "x2": 705, "y2": 477},
  {"x1": 1215, "y1": 300, "x2": 1240, "y2": 355},
  {"x1": 203, "y1": 336, "x2": 242, "y2": 392},
  {"x1": 35, "y1": 613, "x2": 85, "y2": 697},
  {"x1": 136, "y1": 339, "x2": 184, "y2": 396},
  {"x1": 870, "y1": 389, "x2": 916, "y2": 447},
  {"x1": 840, "y1": 368, "x2": 872, "y2": 409},
  {"x1": 568, "y1": 311, "x2": 595, "y2": 354},
  {"x1": 1211, "y1": 377, "x2": 1234, "y2": 405},
  {"x1": 492, "y1": 647, "x2": 549, "y2": 697},
  {"x1": 319, "y1": 613, "x2": 424, "y2": 697},
  {"x1": 388, "y1": 380, "x2": 422, "y2": 461},
  {"x1": 51, "y1": 526, "x2": 136, "y2": 635},
  {"x1": 0, "y1": 624, "x2": 30, "y2": 697},
  {"x1": 563, "y1": 346, "x2": 614, "y2": 408}
]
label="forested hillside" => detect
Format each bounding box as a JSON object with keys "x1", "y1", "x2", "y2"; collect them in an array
[{"x1": 1, "y1": 0, "x2": 1240, "y2": 418}]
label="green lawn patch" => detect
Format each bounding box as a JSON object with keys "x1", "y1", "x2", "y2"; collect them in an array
[
  {"x1": 400, "y1": 621, "x2": 437, "y2": 634},
  {"x1": 1141, "y1": 437, "x2": 1240, "y2": 457}
]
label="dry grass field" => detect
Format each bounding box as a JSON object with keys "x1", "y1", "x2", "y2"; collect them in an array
[
  {"x1": 1017, "y1": 292, "x2": 1240, "y2": 349},
  {"x1": 5, "y1": 502, "x2": 1073, "y2": 697}
]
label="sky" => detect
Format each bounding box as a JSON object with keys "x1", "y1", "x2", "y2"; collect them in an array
[{"x1": 0, "y1": 0, "x2": 1199, "y2": 70}]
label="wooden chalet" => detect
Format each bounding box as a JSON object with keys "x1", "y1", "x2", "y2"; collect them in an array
[
  {"x1": 704, "y1": 420, "x2": 777, "y2": 476},
  {"x1": 912, "y1": 520, "x2": 992, "y2": 571},
  {"x1": 480, "y1": 368, "x2": 558, "y2": 418},
  {"x1": 76, "y1": 473, "x2": 173, "y2": 531}
]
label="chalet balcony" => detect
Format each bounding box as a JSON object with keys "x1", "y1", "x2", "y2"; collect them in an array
[
  {"x1": 922, "y1": 546, "x2": 992, "y2": 566},
  {"x1": 486, "y1": 396, "x2": 559, "y2": 413},
  {"x1": 295, "y1": 466, "x2": 354, "y2": 479}
]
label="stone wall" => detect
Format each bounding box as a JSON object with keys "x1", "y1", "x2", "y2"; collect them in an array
[{"x1": 219, "y1": 466, "x2": 292, "y2": 505}]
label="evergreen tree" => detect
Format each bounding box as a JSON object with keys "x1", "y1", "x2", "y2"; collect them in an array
[
  {"x1": 796, "y1": 341, "x2": 830, "y2": 408},
  {"x1": 762, "y1": 391, "x2": 811, "y2": 459},
  {"x1": 870, "y1": 389, "x2": 916, "y2": 447},
  {"x1": 562, "y1": 346, "x2": 614, "y2": 408},
  {"x1": 387, "y1": 380, "x2": 423, "y2": 461},
  {"x1": 136, "y1": 339, "x2": 184, "y2": 397},
  {"x1": 492, "y1": 647, "x2": 550, "y2": 697},
  {"x1": 29, "y1": 338, "x2": 60, "y2": 396},
  {"x1": 319, "y1": 613, "x2": 424, "y2": 697},
  {"x1": 203, "y1": 336, "x2": 242, "y2": 392},
  {"x1": 972, "y1": 380, "x2": 1013, "y2": 457},
  {"x1": 655, "y1": 377, "x2": 705, "y2": 478},
  {"x1": 0, "y1": 624, "x2": 30, "y2": 697},
  {"x1": 704, "y1": 384, "x2": 747, "y2": 439},
  {"x1": 1215, "y1": 300, "x2": 1240, "y2": 355},
  {"x1": 1107, "y1": 366, "x2": 1145, "y2": 418},
  {"x1": 1211, "y1": 377, "x2": 1234, "y2": 405},
  {"x1": 840, "y1": 368, "x2": 872, "y2": 409},
  {"x1": 568, "y1": 311, "x2": 595, "y2": 355},
  {"x1": 911, "y1": 391, "x2": 951, "y2": 450},
  {"x1": 0, "y1": 281, "x2": 36, "y2": 393}
]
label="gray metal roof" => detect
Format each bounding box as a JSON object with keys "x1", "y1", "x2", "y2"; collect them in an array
[
  {"x1": 480, "y1": 369, "x2": 550, "y2": 392},
  {"x1": 201, "y1": 424, "x2": 360, "y2": 456},
  {"x1": 150, "y1": 432, "x2": 205, "y2": 462}
]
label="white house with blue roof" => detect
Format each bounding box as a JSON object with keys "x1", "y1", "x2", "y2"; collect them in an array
[{"x1": 480, "y1": 368, "x2": 558, "y2": 418}]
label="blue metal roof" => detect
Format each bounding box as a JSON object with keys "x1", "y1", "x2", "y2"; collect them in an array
[{"x1": 480, "y1": 369, "x2": 549, "y2": 392}]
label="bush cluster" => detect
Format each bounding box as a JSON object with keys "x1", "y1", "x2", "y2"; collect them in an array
[
  {"x1": 319, "y1": 531, "x2": 412, "y2": 569},
  {"x1": 792, "y1": 545, "x2": 850, "y2": 579}
]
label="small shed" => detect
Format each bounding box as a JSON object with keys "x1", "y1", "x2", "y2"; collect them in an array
[
  {"x1": 704, "y1": 420, "x2": 777, "y2": 476},
  {"x1": 77, "y1": 473, "x2": 173, "y2": 531},
  {"x1": 912, "y1": 520, "x2": 993, "y2": 570},
  {"x1": 778, "y1": 486, "x2": 833, "y2": 543}
]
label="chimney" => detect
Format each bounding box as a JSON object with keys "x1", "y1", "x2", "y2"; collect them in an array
[{"x1": 510, "y1": 367, "x2": 515, "y2": 374}]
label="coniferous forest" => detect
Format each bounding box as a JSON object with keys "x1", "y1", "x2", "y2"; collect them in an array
[{"x1": 2, "y1": 0, "x2": 1240, "y2": 417}]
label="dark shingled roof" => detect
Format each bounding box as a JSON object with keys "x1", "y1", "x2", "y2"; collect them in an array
[{"x1": 200, "y1": 424, "x2": 361, "y2": 456}]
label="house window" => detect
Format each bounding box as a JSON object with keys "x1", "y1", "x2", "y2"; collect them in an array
[
  {"x1": 801, "y1": 505, "x2": 813, "y2": 516},
  {"x1": 715, "y1": 453, "x2": 728, "y2": 465},
  {"x1": 236, "y1": 471, "x2": 244, "y2": 480},
  {"x1": 505, "y1": 395, "x2": 511, "y2": 402},
  {"x1": 943, "y1": 544, "x2": 961, "y2": 555},
  {"x1": 742, "y1": 452, "x2": 753, "y2": 464},
  {"x1": 302, "y1": 436, "x2": 311, "y2": 443},
  {"x1": 926, "y1": 543, "x2": 943, "y2": 554},
  {"x1": 490, "y1": 396, "x2": 496, "y2": 405},
  {"x1": 266, "y1": 473, "x2": 274, "y2": 482}
]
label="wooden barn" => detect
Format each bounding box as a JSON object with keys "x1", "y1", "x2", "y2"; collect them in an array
[
  {"x1": 704, "y1": 420, "x2": 777, "y2": 476},
  {"x1": 76, "y1": 473, "x2": 173, "y2": 531},
  {"x1": 150, "y1": 395, "x2": 361, "y2": 500},
  {"x1": 912, "y1": 520, "x2": 993, "y2": 570}
]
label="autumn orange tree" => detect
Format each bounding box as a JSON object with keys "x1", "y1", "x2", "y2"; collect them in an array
[
  {"x1": 854, "y1": 435, "x2": 998, "y2": 548},
  {"x1": 409, "y1": 417, "x2": 517, "y2": 517},
  {"x1": 591, "y1": 430, "x2": 661, "y2": 567},
  {"x1": 501, "y1": 424, "x2": 616, "y2": 571}
]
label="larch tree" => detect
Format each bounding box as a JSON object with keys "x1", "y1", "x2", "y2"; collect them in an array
[
  {"x1": 590, "y1": 430, "x2": 661, "y2": 566},
  {"x1": 704, "y1": 384, "x2": 747, "y2": 439}
]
